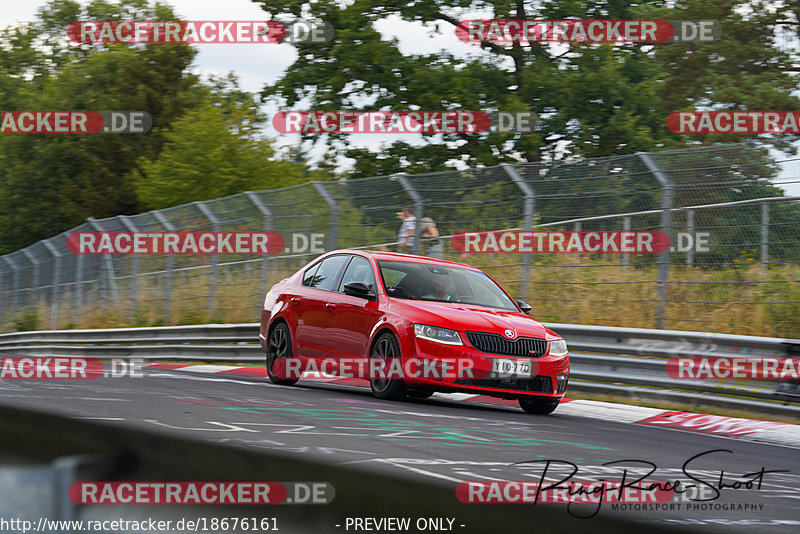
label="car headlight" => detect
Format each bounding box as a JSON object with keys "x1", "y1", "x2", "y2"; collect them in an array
[
  {"x1": 549, "y1": 339, "x2": 568, "y2": 357},
  {"x1": 414, "y1": 324, "x2": 463, "y2": 345}
]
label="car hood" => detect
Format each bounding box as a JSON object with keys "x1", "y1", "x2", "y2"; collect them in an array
[{"x1": 394, "y1": 300, "x2": 553, "y2": 339}]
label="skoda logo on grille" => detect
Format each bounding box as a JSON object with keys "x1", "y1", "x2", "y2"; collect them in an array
[{"x1": 504, "y1": 329, "x2": 515, "y2": 339}]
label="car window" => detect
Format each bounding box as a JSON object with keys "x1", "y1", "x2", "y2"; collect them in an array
[
  {"x1": 377, "y1": 260, "x2": 518, "y2": 311},
  {"x1": 302, "y1": 262, "x2": 321, "y2": 287},
  {"x1": 308, "y1": 255, "x2": 350, "y2": 291},
  {"x1": 338, "y1": 256, "x2": 377, "y2": 294},
  {"x1": 380, "y1": 266, "x2": 406, "y2": 288},
  {"x1": 462, "y1": 272, "x2": 515, "y2": 309}
]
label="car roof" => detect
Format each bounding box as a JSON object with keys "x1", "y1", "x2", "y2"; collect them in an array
[{"x1": 328, "y1": 249, "x2": 481, "y2": 270}]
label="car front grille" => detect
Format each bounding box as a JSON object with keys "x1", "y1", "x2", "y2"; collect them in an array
[
  {"x1": 465, "y1": 331, "x2": 547, "y2": 357},
  {"x1": 454, "y1": 375, "x2": 553, "y2": 393}
]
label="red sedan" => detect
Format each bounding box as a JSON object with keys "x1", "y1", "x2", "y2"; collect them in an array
[{"x1": 259, "y1": 250, "x2": 569, "y2": 414}]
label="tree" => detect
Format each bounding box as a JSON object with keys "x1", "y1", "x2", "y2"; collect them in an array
[
  {"x1": 0, "y1": 0, "x2": 202, "y2": 253},
  {"x1": 255, "y1": 0, "x2": 800, "y2": 175},
  {"x1": 133, "y1": 77, "x2": 304, "y2": 209}
]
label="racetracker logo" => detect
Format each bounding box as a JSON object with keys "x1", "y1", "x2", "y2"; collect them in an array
[
  {"x1": 452, "y1": 231, "x2": 670, "y2": 254},
  {"x1": 70, "y1": 482, "x2": 333, "y2": 504},
  {"x1": 0, "y1": 111, "x2": 151, "y2": 134},
  {"x1": 455, "y1": 20, "x2": 720, "y2": 43},
  {"x1": 0, "y1": 357, "x2": 115, "y2": 379},
  {"x1": 273, "y1": 357, "x2": 482, "y2": 381},
  {"x1": 273, "y1": 110, "x2": 538, "y2": 134},
  {"x1": 273, "y1": 111, "x2": 492, "y2": 134},
  {"x1": 666, "y1": 356, "x2": 800, "y2": 380},
  {"x1": 456, "y1": 480, "x2": 674, "y2": 504},
  {"x1": 68, "y1": 20, "x2": 334, "y2": 44},
  {"x1": 67, "y1": 232, "x2": 285, "y2": 255},
  {"x1": 667, "y1": 111, "x2": 800, "y2": 134}
]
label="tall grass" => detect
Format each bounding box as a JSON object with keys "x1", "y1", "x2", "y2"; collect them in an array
[{"x1": 4, "y1": 254, "x2": 799, "y2": 338}]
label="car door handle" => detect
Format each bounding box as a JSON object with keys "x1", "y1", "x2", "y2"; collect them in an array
[
  {"x1": 290, "y1": 297, "x2": 301, "y2": 304},
  {"x1": 326, "y1": 303, "x2": 337, "y2": 310}
]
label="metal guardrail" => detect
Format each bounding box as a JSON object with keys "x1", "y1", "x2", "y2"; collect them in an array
[{"x1": 1, "y1": 323, "x2": 799, "y2": 415}]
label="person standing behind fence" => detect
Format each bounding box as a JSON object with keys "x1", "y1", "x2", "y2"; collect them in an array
[
  {"x1": 421, "y1": 217, "x2": 444, "y2": 258},
  {"x1": 396, "y1": 206, "x2": 416, "y2": 251}
]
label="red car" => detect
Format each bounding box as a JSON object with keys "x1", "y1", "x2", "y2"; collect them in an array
[{"x1": 259, "y1": 250, "x2": 569, "y2": 414}]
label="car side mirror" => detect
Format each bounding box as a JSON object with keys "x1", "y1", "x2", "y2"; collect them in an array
[
  {"x1": 517, "y1": 300, "x2": 532, "y2": 314},
  {"x1": 344, "y1": 282, "x2": 374, "y2": 300}
]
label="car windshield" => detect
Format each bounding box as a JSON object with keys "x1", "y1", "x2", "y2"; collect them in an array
[{"x1": 377, "y1": 260, "x2": 518, "y2": 311}]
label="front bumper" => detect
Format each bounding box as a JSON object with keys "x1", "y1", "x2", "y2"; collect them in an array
[{"x1": 401, "y1": 334, "x2": 569, "y2": 399}]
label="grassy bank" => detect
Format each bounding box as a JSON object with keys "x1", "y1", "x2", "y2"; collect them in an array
[{"x1": 4, "y1": 254, "x2": 799, "y2": 338}]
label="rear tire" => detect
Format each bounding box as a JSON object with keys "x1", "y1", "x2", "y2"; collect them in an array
[
  {"x1": 369, "y1": 333, "x2": 408, "y2": 400},
  {"x1": 266, "y1": 322, "x2": 300, "y2": 385},
  {"x1": 518, "y1": 396, "x2": 560, "y2": 415}
]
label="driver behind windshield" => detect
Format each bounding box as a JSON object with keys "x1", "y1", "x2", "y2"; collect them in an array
[{"x1": 421, "y1": 276, "x2": 454, "y2": 301}]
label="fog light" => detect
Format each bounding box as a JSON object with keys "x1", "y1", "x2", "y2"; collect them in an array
[{"x1": 556, "y1": 374, "x2": 569, "y2": 393}]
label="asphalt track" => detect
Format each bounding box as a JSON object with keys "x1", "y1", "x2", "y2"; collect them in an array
[{"x1": 0, "y1": 366, "x2": 799, "y2": 533}]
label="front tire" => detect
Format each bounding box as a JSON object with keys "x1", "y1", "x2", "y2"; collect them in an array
[
  {"x1": 518, "y1": 396, "x2": 560, "y2": 415},
  {"x1": 266, "y1": 322, "x2": 300, "y2": 385},
  {"x1": 369, "y1": 333, "x2": 408, "y2": 400}
]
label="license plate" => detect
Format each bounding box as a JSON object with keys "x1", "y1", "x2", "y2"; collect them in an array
[{"x1": 491, "y1": 359, "x2": 532, "y2": 377}]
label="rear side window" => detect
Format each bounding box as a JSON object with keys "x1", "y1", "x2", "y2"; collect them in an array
[
  {"x1": 308, "y1": 255, "x2": 350, "y2": 291},
  {"x1": 302, "y1": 262, "x2": 321, "y2": 287}
]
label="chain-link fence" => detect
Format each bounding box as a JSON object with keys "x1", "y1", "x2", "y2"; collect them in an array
[{"x1": 2, "y1": 143, "x2": 800, "y2": 337}]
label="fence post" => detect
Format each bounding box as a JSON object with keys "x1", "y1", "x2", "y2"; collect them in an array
[
  {"x1": 74, "y1": 248, "x2": 83, "y2": 324},
  {"x1": 86, "y1": 218, "x2": 119, "y2": 309},
  {"x1": 637, "y1": 152, "x2": 673, "y2": 329},
  {"x1": 622, "y1": 217, "x2": 631, "y2": 266},
  {"x1": 502, "y1": 164, "x2": 535, "y2": 301},
  {"x1": 0, "y1": 259, "x2": 5, "y2": 315},
  {"x1": 1, "y1": 256, "x2": 21, "y2": 317},
  {"x1": 194, "y1": 202, "x2": 220, "y2": 317},
  {"x1": 311, "y1": 182, "x2": 339, "y2": 251},
  {"x1": 394, "y1": 173, "x2": 424, "y2": 255},
  {"x1": 152, "y1": 212, "x2": 176, "y2": 319},
  {"x1": 245, "y1": 191, "x2": 273, "y2": 295},
  {"x1": 761, "y1": 201, "x2": 769, "y2": 271},
  {"x1": 42, "y1": 240, "x2": 63, "y2": 329},
  {"x1": 686, "y1": 209, "x2": 695, "y2": 267},
  {"x1": 22, "y1": 249, "x2": 39, "y2": 311},
  {"x1": 118, "y1": 216, "x2": 139, "y2": 321}
]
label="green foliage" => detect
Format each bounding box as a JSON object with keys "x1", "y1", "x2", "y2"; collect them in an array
[
  {"x1": 11, "y1": 309, "x2": 39, "y2": 332},
  {"x1": 0, "y1": 1, "x2": 308, "y2": 252},
  {"x1": 0, "y1": 0, "x2": 202, "y2": 253},
  {"x1": 256, "y1": 0, "x2": 800, "y2": 173},
  {"x1": 762, "y1": 272, "x2": 800, "y2": 338},
  {"x1": 133, "y1": 77, "x2": 304, "y2": 209}
]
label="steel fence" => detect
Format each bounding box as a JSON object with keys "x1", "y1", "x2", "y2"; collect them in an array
[{"x1": 1, "y1": 143, "x2": 800, "y2": 336}]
